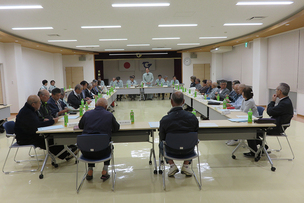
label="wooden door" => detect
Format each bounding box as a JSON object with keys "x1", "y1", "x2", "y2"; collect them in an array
[
  {"x1": 65, "y1": 67, "x2": 84, "y2": 88},
  {"x1": 193, "y1": 64, "x2": 210, "y2": 81}
]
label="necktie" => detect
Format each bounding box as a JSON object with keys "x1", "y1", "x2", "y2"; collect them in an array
[{"x1": 57, "y1": 101, "x2": 62, "y2": 111}]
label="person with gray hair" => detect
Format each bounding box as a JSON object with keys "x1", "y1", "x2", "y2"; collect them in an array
[
  {"x1": 161, "y1": 76, "x2": 171, "y2": 100},
  {"x1": 159, "y1": 91, "x2": 199, "y2": 177},
  {"x1": 190, "y1": 76, "x2": 196, "y2": 88},
  {"x1": 244, "y1": 82, "x2": 294, "y2": 157},
  {"x1": 208, "y1": 82, "x2": 219, "y2": 99},
  {"x1": 214, "y1": 80, "x2": 230, "y2": 100},
  {"x1": 78, "y1": 98, "x2": 120, "y2": 181},
  {"x1": 67, "y1": 84, "x2": 91, "y2": 109}
]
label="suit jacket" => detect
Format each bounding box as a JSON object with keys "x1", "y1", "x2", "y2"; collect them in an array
[
  {"x1": 218, "y1": 88, "x2": 230, "y2": 100},
  {"x1": 91, "y1": 87, "x2": 98, "y2": 95},
  {"x1": 267, "y1": 96, "x2": 293, "y2": 134},
  {"x1": 37, "y1": 102, "x2": 53, "y2": 121},
  {"x1": 81, "y1": 89, "x2": 92, "y2": 100},
  {"x1": 47, "y1": 97, "x2": 67, "y2": 117},
  {"x1": 15, "y1": 102, "x2": 54, "y2": 142},
  {"x1": 78, "y1": 106, "x2": 120, "y2": 137},
  {"x1": 67, "y1": 91, "x2": 82, "y2": 109}
]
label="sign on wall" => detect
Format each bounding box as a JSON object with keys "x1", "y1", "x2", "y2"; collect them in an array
[
  {"x1": 139, "y1": 59, "x2": 156, "y2": 71},
  {"x1": 119, "y1": 60, "x2": 135, "y2": 71}
]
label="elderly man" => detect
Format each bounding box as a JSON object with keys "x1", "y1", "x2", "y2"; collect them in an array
[
  {"x1": 171, "y1": 76, "x2": 180, "y2": 86},
  {"x1": 109, "y1": 78, "x2": 116, "y2": 87},
  {"x1": 78, "y1": 98, "x2": 120, "y2": 181},
  {"x1": 37, "y1": 89, "x2": 52, "y2": 121},
  {"x1": 227, "y1": 84, "x2": 246, "y2": 109},
  {"x1": 228, "y1": 80, "x2": 240, "y2": 102},
  {"x1": 195, "y1": 78, "x2": 202, "y2": 90},
  {"x1": 67, "y1": 84, "x2": 92, "y2": 109},
  {"x1": 80, "y1": 80, "x2": 92, "y2": 101},
  {"x1": 143, "y1": 68, "x2": 154, "y2": 100},
  {"x1": 214, "y1": 80, "x2": 230, "y2": 100},
  {"x1": 208, "y1": 82, "x2": 219, "y2": 99},
  {"x1": 126, "y1": 76, "x2": 138, "y2": 100},
  {"x1": 244, "y1": 83, "x2": 294, "y2": 157},
  {"x1": 91, "y1": 80, "x2": 99, "y2": 95},
  {"x1": 87, "y1": 83, "x2": 96, "y2": 99},
  {"x1": 159, "y1": 92, "x2": 199, "y2": 177},
  {"x1": 47, "y1": 88, "x2": 68, "y2": 117},
  {"x1": 190, "y1": 76, "x2": 196, "y2": 88},
  {"x1": 154, "y1": 74, "x2": 164, "y2": 86},
  {"x1": 14, "y1": 95, "x2": 70, "y2": 160}
]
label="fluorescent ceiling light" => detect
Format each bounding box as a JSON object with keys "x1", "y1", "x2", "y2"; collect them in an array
[
  {"x1": 48, "y1": 40, "x2": 77, "y2": 42},
  {"x1": 109, "y1": 53, "x2": 168, "y2": 56},
  {"x1": 224, "y1": 23, "x2": 263, "y2": 26},
  {"x1": 81, "y1": 25, "x2": 121, "y2": 29},
  {"x1": 112, "y1": 3, "x2": 170, "y2": 7},
  {"x1": 127, "y1": 44, "x2": 150, "y2": 46},
  {"x1": 152, "y1": 37, "x2": 180, "y2": 40},
  {"x1": 177, "y1": 43, "x2": 200, "y2": 46},
  {"x1": 236, "y1": 1, "x2": 293, "y2": 5},
  {"x1": 12, "y1": 27, "x2": 53, "y2": 30},
  {"x1": 99, "y1": 38, "x2": 127, "y2": 41},
  {"x1": 158, "y1": 24, "x2": 197, "y2": 27},
  {"x1": 0, "y1": 5, "x2": 43, "y2": 9},
  {"x1": 76, "y1": 45, "x2": 100, "y2": 48},
  {"x1": 152, "y1": 48, "x2": 172, "y2": 50},
  {"x1": 199, "y1": 36, "x2": 227, "y2": 39},
  {"x1": 105, "y1": 49, "x2": 125, "y2": 51}
]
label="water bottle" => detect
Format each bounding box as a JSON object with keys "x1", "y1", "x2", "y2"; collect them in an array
[
  {"x1": 217, "y1": 94, "x2": 220, "y2": 101},
  {"x1": 95, "y1": 96, "x2": 98, "y2": 104},
  {"x1": 204, "y1": 94, "x2": 207, "y2": 100},
  {"x1": 161, "y1": 83, "x2": 163, "y2": 87},
  {"x1": 141, "y1": 82, "x2": 144, "y2": 88},
  {"x1": 81, "y1": 99, "x2": 84, "y2": 106},
  {"x1": 192, "y1": 109, "x2": 196, "y2": 116},
  {"x1": 127, "y1": 83, "x2": 129, "y2": 88},
  {"x1": 248, "y1": 109, "x2": 253, "y2": 123},
  {"x1": 189, "y1": 89, "x2": 191, "y2": 94},
  {"x1": 69, "y1": 85, "x2": 71, "y2": 89},
  {"x1": 130, "y1": 110, "x2": 134, "y2": 124},
  {"x1": 223, "y1": 99, "x2": 227, "y2": 109},
  {"x1": 85, "y1": 103, "x2": 89, "y2": 111},
  {"x1": 64, "y1": 87, "x2": 66, "y2": 91},
  {"x1": 79, "y1": 105, "x2": 83, "y2": 117},
  {"x1": 194, "y1": 91, "x2": 197, "y2": 97},
  {"x1": 64, "y1": 112, "x2": 68, "y2": 127}
]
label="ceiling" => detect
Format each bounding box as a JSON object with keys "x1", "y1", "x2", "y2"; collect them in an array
[{"x1": 0, "y1": 0, "x2": 304, "y2": 53}]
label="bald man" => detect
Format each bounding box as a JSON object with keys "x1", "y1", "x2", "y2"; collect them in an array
[
  {"x1": 37, "y1": 89, "x2": 53, "y2": 121},
  {"x1": 159, "y1": 92, "x2": 199, "y2": 177},
  {"x1": 14, "y1": 95, "x2": 71, "y2": 160},
  {"x1": 78, "y1": 98, "x2": 120, "y2": 181}
]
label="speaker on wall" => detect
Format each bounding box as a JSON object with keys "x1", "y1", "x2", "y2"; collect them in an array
[
  {"x1": 79, "y1": 55, "x2": 86, "y2": 61},
  {"x1": 190, "y1": 52, "x2": 197, "y2": 58}
]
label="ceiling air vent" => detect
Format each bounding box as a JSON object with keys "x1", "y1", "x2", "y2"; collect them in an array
[
  {"x1": 247, "y1": 16, "x2": 267, "y2": 21},
  {"x1": 47, "y1": 33, "x2": 60, "y2": 37}
]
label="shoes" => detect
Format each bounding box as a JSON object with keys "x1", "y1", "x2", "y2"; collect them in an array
[
  {"x1": 181, "y1": 165, "x2": 193, "y2": 177},
  {"x1": 65, "y1": 147, "x2": 80, "y2": 161},
  {"x1": 168, "y1": 165, "x2": 179, "y2": 177},
  {"x1": 101, "y1": 174, "x2": 110, "y2": 182},
  {"x1": 226, "y1": 140, "x2": 239, "y2": 146},
  {"x1": 86, "y1": 168, "x2": 93, "y2": 180},
  {"x1": 162, "y1": 97, "x2": 164, "y2": 100},
  {"x1": 243, "y1": 152, "x2": 255, "y2": 157}
]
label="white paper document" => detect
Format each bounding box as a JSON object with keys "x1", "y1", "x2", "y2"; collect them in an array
[
  {"x1": 149, "y1": 122, "x2": 160, "y2": 128},
  {"x1": 38, "y1": 125, "x2": 64, "y2": 131},
  {"x1": 228, "y1": 118, "x2": 248, "y2": 122},
  {"x1": 199, "y1": 123, "x2": 218, "y2": 127}
]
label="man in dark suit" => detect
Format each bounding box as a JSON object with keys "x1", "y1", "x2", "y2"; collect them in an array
[
  {"x1": 244, "y1": 83, "x2": 294, "y2": 157},
  {"x1": 78, "y1": 98, "x2": 120, "y2": 181},
  {"x1": 47, "y1": 88, "x2": 68, "y2": 117},
  {"x1": 91, "y1": 80, "x2": 99, "y2": 95},
  {"x1": 159, "y1": 91, "x2": 199, "y2": 177},
  {"x1": 67, "y1": 84, "x2": 92, "y2": 109},
  {"x1": 37, "y1": 89, "x2": 53, "y2": 121},
  {"x1": 80, "y1": 80, "x2": 92, "y2": 101}
]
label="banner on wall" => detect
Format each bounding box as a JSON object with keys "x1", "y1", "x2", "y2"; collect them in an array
[
  {"x1": 119, "y1": 60, "x2": 135, "y2": 71},
  {"x1": 139, "y1": 59, "x2": 156, "y2": 71}
]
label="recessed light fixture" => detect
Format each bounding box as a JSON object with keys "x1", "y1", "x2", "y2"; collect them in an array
[
  {"x1": 76, "y1": 45, "x2": 100, "y2": 48},
  {"x1": 152, "y1": 48, "x2": 172, "y2": 50},
  {"x1": 48, "y1": 40, "x2": 77, "y2": 42},
  {"x1": 158, "y1": 24, "x2": 197, "y2": 27},
  {"x1": 12, "y1": 27, "x2": 53, "y2": 30},
  {"x1": 127, "y1": 44, "x2": 150, "y2": 46},
  {"x1": 224, "y1": 23, "x2": 263, "y2": 26},
  {"x1": 105, "y1": 49, "x2": 125, "y2": 51},
  {"x1": 112, "y1": 3, "x2": 170, "y2": 7},
  {"x1": 152, "y1": 37, "x2": 180, "y2": 40},
  {"x1": 0, "y1": 5, "x2": 43, "y2": 9},
  {"x1": 81, "y1": 25, "x2": 121, "y2": 29},
  {"x1": 236, "y1": 1, "x2": 293, "y2": 5},
  {"x1": 177, "y1": 43, "x2": 200, "y2": 45},
  {"x1": 199, "y1": 37, "x2": 227, "y2": 39},
  {"x1": 99, "y1": 38, "x2": 127, "y2": 41}
]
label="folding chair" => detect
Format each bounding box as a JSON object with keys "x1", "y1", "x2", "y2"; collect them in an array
[
  {"x1": 257, "y1": 106, "x2": 265, "y2": 118},
  {"x1": 2, "y1": 121, "x2": 40, "y2": 174},
  {"x1": 160, "y1": 132, "x2": 202, "y2": 190},
  {"x1": 267, "y1": 124, "x2": 295, "y2": 161},
  {"x1": 76, "y1": 134, "x2": 116, "y2": 193}
]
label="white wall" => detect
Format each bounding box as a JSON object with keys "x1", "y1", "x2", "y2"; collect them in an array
[
  {"x1": 104, "y1": 59, "x2": 174, "y2": 85},
  {"x1": 182, "y1": 52, "x2": 212, "y2": 88},
  {"x1": 62, "y1": 54, "x2": 95, "y2": 87}
]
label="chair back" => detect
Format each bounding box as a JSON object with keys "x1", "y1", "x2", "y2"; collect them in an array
[
  {"x1": 257, "y1": 106, "x2": 265, "y2": 118},
  {"x1": 165, "y1": 132, "x2": 198, "y2": 151},
  {"x1": 77, "y1": 134, "x2": 110, "y2": 153},
  {"x1": 3, "y1": 121, "x2": 15, "y2": 135}
]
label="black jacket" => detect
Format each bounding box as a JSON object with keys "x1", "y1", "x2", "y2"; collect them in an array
[
  {"x1": 190, "y1": 82, "x2": 196, "y2": 88},
  {"x1": 37, "y1": 102, "x2": 53, "y2": 121},
  {"x1": 15, "y1": 102, "x2": 54, "y2": 142},
  {"x1": 78, "y1": 106, "x2": 120, "y2": 138},
  {"x1": 47, "y1": 97, "x2": 67, "y2": 117},
  {"x1": 267, "y1": 96, "x2": 293, "y2": 134},
  {"x1": 67, "y1": 91, "x2": 83, "y2": 109},
  {"x1": 159, "y1": 107, "x2": 199, "y2": 141}
]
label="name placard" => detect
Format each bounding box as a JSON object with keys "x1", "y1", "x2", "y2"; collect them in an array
[{"x1": 118, "y1": 120, "x2": 131, "y2": 125}]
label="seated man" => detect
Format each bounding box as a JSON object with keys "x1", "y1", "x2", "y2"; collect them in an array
[
  {"x1": 214, "y1": 80, "x2": 230, "y2": 100},
  {"x1": 78, "y1": 98, "x2": 120, "y2": 181},
  {"x1": 228, "y1": 80, "x2": 240, "y2": 102},
  {"x1": 190, "y1": 76, "x2": 196, "y2": 88},
  {"x1": 126, "y1": 76, "x2": 138, "y2": 100},
  {"x1": 47, "y1": 88, "x2": 68, "y2": 117},
  {"x1": 226, "y1": 84, "x2": 245, "y2": 109},
  {"x1": 67, "y1": 84, "x2": 92, "y2": 109},
  {"x1": 80, "y1": 80, "x2": 92, "y2": 101},
  {"x1": 195, "y1": 78, "x2": 202, "y2": 90},
  {"x1": 40, "y1": 79, "x2": 48, "y2": 91},
  {"x1": 91, "y1": 80, "x2": 99, "y2": 95},
  {"x1": 60, "y1": 88, "x2": 76, "y2": 111},
  {"x1": 159, "y1": 92, "x2": 199, "y2": 177},
  {"x1": 171, "y1": 76, "x2": 180, "y2": 86},
  {"x1": 244, "y1": 83, "x2": 294, "y2": 157},
  {"x1": 37, "y1": 89, "x2": 52, "y2": 121},
  {"x1": 48, "y1": 80, "x2": 56, "y2": 93},
  {"x1": 114, "y1": 76, "x2": 124, "y2": 101},
  {"x1": 161, "y1": 76, "x2": 171, "y2": 100},
  {"x1": 109, "y1": 78, "x2": 116, "y2": 87},
  {"x1": 87, "y1": 83, "x2": 96, "y2": 99},
  {"x1": 14, "y1": 95, "x2": 70, "y2": 160},
  {"x1": 154, "y1": 74, "x2": 164, "y2": 86},
  {"x1": 208, "y1": 82, "x2": 219, "y2": 99}
]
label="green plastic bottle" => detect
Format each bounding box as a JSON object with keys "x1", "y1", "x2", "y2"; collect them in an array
[
  {"x1": 161, "y1": 83, "x2": 163, "y2": 87},
  {"x1": 130, "y1": 110, "x2": 134, "y2": 124},
  {"x1": 64, "y1": 112, "x2": 68, "y2": 127},
  {"x1": 114, "y1": 84, "x2": 115, "y2": 89},
  {"x1": 95, "y1": 96, "x2": 98, "y2": 104},
  {"x1": 204, "y1": 94, "x2": 207, "y2": 99},
  {"x1": 64, "y1": 87, "x2": 66, "y2": 91},
  {"x1": 192, "y1": 109, "x2": 196, "y2": 116},
  {"x1": 69, "y1": 85, "x2": 71, "y2": 89},
  {"x1": 79, "y1": 105, "x2": 83, "y2": 117},
  {"x1": 141, "y1": 83, "x2": 144, "y2": 88},
  {"x1": 127, "y1": 83, "x2": 129, "y2": 88},
  {"x1": 189, "y1": 89, "x2": 191, "y2": 94},
  {"x1": 217, "y1": 94, "x2": 220, "y2": 101},
  {"x1": 248, "y1": 109, "x2": 253, "y2": 123},
  {"x1": 194, "y1": 91, "x2": 197, "y2": 97},
  {"x1": 223, "y1": 99, "x2": 227, "y2": 109},
  {"x1": 85, "y1": 103, "x2": 89, "y2": 111},
  {"x1": 81, "y1": 99, "x2": 84, "y2": 106}
]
